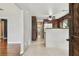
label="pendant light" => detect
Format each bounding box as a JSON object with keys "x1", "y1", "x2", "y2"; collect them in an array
[{"x1": 48, "y1": 16, "x2": 52, "y2": 20}]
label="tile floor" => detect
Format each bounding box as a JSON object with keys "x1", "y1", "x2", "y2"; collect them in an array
[
  {"x1": 23, "y1": 23, "x2": 68, "y2": 56},
  {"x1": 23, "y1": 39, "x2": 68, "y2": 56}
]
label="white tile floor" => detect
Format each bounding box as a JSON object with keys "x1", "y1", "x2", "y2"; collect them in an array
[
  {"x1": 23, "y1": 39, "x2": 68, "y2": 56},
  {"x1": 23, "y1": 24, "x2": 68, "y2": 56}
]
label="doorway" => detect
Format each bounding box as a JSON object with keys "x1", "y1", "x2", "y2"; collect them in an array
[
  {"x1": 36, "y1": 20, "x2": 45, "y2": 46},
  {"x1": 0, "y1": 19, "x2": 7, "y2": 47},
  {"x1": 32, "y1": 16, "x2": 45, "y2": 47}
]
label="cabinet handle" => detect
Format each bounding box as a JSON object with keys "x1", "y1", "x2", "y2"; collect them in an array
[{"x1": 66, "y1": 39, "x2": 70, "y2": 41}]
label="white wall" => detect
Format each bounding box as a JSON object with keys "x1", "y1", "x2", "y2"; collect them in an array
[
  {"x1": 0, "y1": 4, "x2": 24, "y2": 54},
  {"x1": 23, "y1": 11, "x2": 32, "y2": 51}
]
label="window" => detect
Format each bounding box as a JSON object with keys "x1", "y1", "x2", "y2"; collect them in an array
[{"x1": 63, "y1": 19, "x2": 69, "y2": 28}]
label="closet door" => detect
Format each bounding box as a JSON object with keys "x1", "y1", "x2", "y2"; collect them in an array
[
  {"x1": 2, "y1": 20, "x2": 7, "y2": 40},
  {"x1": 0, "y1": 20, "x2": 2, "y2": 41},
  {"x1": 2, "y1": 21, "x2": 4, "y2": 40}
]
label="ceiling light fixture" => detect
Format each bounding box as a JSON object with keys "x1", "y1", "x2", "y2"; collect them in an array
[
  {"x1": 48, "y1": 16, "x2": 52, "y2": 20},
  {"x1": 48, "y1": 16, "x2": 55, "y2": 20}
]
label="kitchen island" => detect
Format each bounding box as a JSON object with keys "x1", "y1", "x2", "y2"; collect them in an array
[{"x1": 44, "y1": 28, "x2": 69, "y2": 55}]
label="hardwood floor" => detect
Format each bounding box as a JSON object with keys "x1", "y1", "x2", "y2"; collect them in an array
[{"x1": 0, "y1": 39, "x2": 20, "y2": 56}]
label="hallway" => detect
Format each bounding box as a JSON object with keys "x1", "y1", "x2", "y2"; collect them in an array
[
  {"x1": 23, "y1": 39, "x2": 68, "y2": 56},
  {"x1": 23, "y1": 16, "x2": 68, "y2": 56}
]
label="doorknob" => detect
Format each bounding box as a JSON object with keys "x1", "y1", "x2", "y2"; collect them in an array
[{"x1": 66, "y1": 39, "x2": 70, "y2": 41}]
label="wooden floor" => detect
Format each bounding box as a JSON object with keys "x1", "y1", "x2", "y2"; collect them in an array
[{"x1": 0, "y1": 39, "x2": 20, "y2": 56}]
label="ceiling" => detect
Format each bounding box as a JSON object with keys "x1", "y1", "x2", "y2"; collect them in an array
[
  {"x1": 0, "y1": 3, "x2": 69, "y2": 19},
  {"x1": 0, "y1": 3, "x2": 21, "y2": 14},
  {"x1": 16, "y1": 3, "x2": 69, "y2": 18}
]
